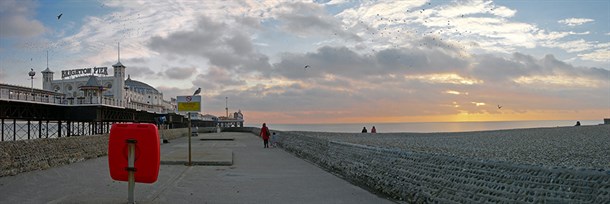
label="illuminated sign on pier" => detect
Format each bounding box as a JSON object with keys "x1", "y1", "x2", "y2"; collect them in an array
[{"x1": 61, "y1": 67, "x2": 108, "y2": 78}]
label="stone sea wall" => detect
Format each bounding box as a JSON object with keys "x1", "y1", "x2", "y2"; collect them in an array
[
  {"x1": 231, "y1": 127, "x2": 610, "y2": 203},
  {"x1": 0, "y1": 135, "x2": 108, "y2": 177},
  {"x1": 0, "y1": 128, "x2": 188, "y2": 177}
]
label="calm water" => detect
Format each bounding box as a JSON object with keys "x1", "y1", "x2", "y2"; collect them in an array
[{"x1": 248, "y1": 120, "x2": 604, "y2": 133}]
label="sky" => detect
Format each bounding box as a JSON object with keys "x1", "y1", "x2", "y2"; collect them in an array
[{"x1": 0, "y1": 0, "x2": 609, "y2": 124}]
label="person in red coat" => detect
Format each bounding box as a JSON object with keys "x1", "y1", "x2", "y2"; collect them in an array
[{"x1": 260, "y1": 123, "x2": 270, "y2": 148}]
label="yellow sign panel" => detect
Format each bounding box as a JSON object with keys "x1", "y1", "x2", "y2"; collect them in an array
[{"x1": 177, "y1": 102, "x2": 201, "y2": 112}]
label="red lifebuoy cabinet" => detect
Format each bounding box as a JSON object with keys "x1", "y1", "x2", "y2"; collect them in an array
[{"x1": 108, "y1": 123, "x2": 160, "y2": 183}]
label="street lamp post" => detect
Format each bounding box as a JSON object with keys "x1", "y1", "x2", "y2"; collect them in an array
[
  {"x1": 28, "y1": 68, "x2": 36, "y2": 99},
  {"x1": 187, "y1": 87, "x2": 202, "y2": 166},
  {"x1": 187, "y1": 112, "x2": 192, "y2": 166}
]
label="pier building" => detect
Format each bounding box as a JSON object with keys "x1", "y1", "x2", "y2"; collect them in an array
[
  {"x1": 41, "y1": 57, "x2": 174, "y2": 113},
  {"x1": 1, "y1": 46, "x2": 244, "y2": 141}
]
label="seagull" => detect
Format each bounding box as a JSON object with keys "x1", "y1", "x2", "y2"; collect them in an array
[
  {"x1": 57, "y1": 13, "x2": 63, "y2": 20},
  {"x1": 497, "y1": 105, "x2": 502, "y2": 109},
  {"x1": 193, "y1": 87, "x2": 201, "y2": 96},
  {"x1": 304, "y1": 65, "x2": 310, "y2": 70}
]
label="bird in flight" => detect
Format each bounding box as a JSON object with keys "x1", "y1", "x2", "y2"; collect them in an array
[
  {"x1": 57, "y1": 13, "x2": 63, "y2": 20},
  {"x1": 193, "y1": 87, "x2": 201, "y2": 96},
  {"x1": 304, "y1": 65, "x2": 310, "y2": 70},
  {"x1": 497, "y1": 105, "x2": 502, "y2": 109}
]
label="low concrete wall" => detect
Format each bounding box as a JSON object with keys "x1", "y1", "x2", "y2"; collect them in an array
[
  {"x1": 226, "y1": 127, "x2": 610, "y2": 203},
  {"x1": 0, "y1": 128, "x2": 189, "y2": 177},
  {"x1": 223, "y1": 127, "x2": 259, "y2": 133},
  {"x1": 160, "y1": 128, "x2": 189, "y2": 140},
  {"x1": 196, "y1": 127, "x2": 219, "y2": 133}
]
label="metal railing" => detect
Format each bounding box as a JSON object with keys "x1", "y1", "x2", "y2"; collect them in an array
[
  {"x1": 0, "y1": 120, "x2": 106, "y2": 141},
  {"x1": 0, "y1": 86, "x2": 170, "y2": 113}
]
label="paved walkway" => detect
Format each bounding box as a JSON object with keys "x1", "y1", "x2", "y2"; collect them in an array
[{"x1": 0, "y1": 132, "x2": 394, "y2": 204}]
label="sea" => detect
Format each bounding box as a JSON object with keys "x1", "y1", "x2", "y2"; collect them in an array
[
  {"x1": 2, "y1": 120, "x2": 605, "y2": 141},
  {"x1": 247, "y1": 120, "x2": 605, "y2": 133}
]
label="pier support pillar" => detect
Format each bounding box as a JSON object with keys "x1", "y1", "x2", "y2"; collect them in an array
[
  {"x1": 13, "y1": 118, "x2": 16, "y2": 141},
  {"x1": 58, "y1": 120, "x2": 62, "y2": 137},
  {"x1": 66, "y1": 121, "x2": 70, "y2": 137},
  {"x1": 27, "y1": 120, "x2": 31, "y2": 140},
  {"x1": 38, "y1": 120, "x2": 42, "y2": 139}
]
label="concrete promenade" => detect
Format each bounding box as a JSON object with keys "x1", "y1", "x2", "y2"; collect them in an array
[{"x1": 0, "y1": 132, "x2": 394, "y2": 204}]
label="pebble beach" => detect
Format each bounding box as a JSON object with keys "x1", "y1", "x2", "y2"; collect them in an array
[{"x1": 286, "y1": 125, "x2": 610, "y2": 169}]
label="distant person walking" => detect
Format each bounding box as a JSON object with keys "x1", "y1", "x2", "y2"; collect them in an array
[
  {"x1": 371, "y1": 126, "x2": 377, "y2": 133},
  {"x1": 361, "y1": 126, "x2": 368, "y2": 133},
  {"x1": 260, "y1": 123, "x2": 270, "y2": 148}
]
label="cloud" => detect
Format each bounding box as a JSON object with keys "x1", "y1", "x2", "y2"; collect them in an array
[
  {"x1": 325, "y1": 0, "x2": 608, "y2": 64},
  {"x1": 254, "y1": 42, "x2": 606, "y2": 117},
  {"x1": 0, "y1": 0, "x2": 45, "y2": 38},
  {"x1": 534, "y1": 30, "x2": 589, "y2": 41},
  {"x1": 125, "y1": 57, "x2": 148, "y2": 64},
  {"x1": 470, "y1": 53, "x2": 608, "y2": 86},
  {"x1": 273, "y1": 46, "x2": 375, "y2": 79},
  {"x1": 148, "y1": 16, "x2": 230, "y2": 57},
  {"x1": 324, "y1": 0, "x2": 351, "y2": 5},
  {"x1": 155, "y1": 86, "x2": 194, "y2": 99},
  {"x1": 273, "y1": 2, "x2": 360, "y2": 40},
  {"x1": 191, "y1": 66, "x2": 246, "y2": 91},
  {"x1": 276, "y1": 2, "x2": 335, "y2": 35},
  {"x1": 126, "y1": 66, "x2": 156, "y2": 78},
  {"x1": 2, "y1": 0, "x2": 608, "y2": 123},
  {"x1": 513, "y1": 75, "x2": 601, "y2": 88},
  {"x1": 541, "y1": 39, "x2": 593, "y2": 53},
  {"x1": 558, "y1": 18, "x2": 594, "y2": 26},
  {"x1": 334, "y1": 0, "x2": 536, "y2": 55},
  {"x1": 436, "y1": 0, "x2": 516, "y2": 18},
  {"x1": 405, "y1": 73, "x2": 483, "y2": 85},
  {"x1": 578, "y1": 49, "x2": 610, "y2": 62},
  {"x1": 206, "y1": 42, "x2": 607, "y2": 122},
  {"x1": 148, "y1": 15, "x2": 271, "y2": 73},
  {"x1": 272, "y1": 44, "x2": 469, "y2": 82},
  {"x1": 163, "y1": 67, "x2": 197, "y2": 80}
]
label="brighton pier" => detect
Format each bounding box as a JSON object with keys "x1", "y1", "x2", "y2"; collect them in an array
[{"x1": 1, "y1": 52, "x2": 243, "y2": 141}]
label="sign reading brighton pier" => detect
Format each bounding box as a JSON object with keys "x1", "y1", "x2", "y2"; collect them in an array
[{"x1": 61, "y1": 67, "x2": 108, "y2": 79}]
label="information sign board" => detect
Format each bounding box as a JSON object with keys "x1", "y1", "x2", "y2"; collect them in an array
[{"x1": 177, "y1": 95, "x2": 201, "y2": 112}]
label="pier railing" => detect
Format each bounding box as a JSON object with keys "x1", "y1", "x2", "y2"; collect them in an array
[
  {"x1": 0, "y1": 84, "x2": 169, "y2": 113},
  {"x1": 0, "y1": 120, "x2": 107, "y2": 141},
  {"x1": 0, "y1": 84, "x2": 233, "y2": 141}
]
